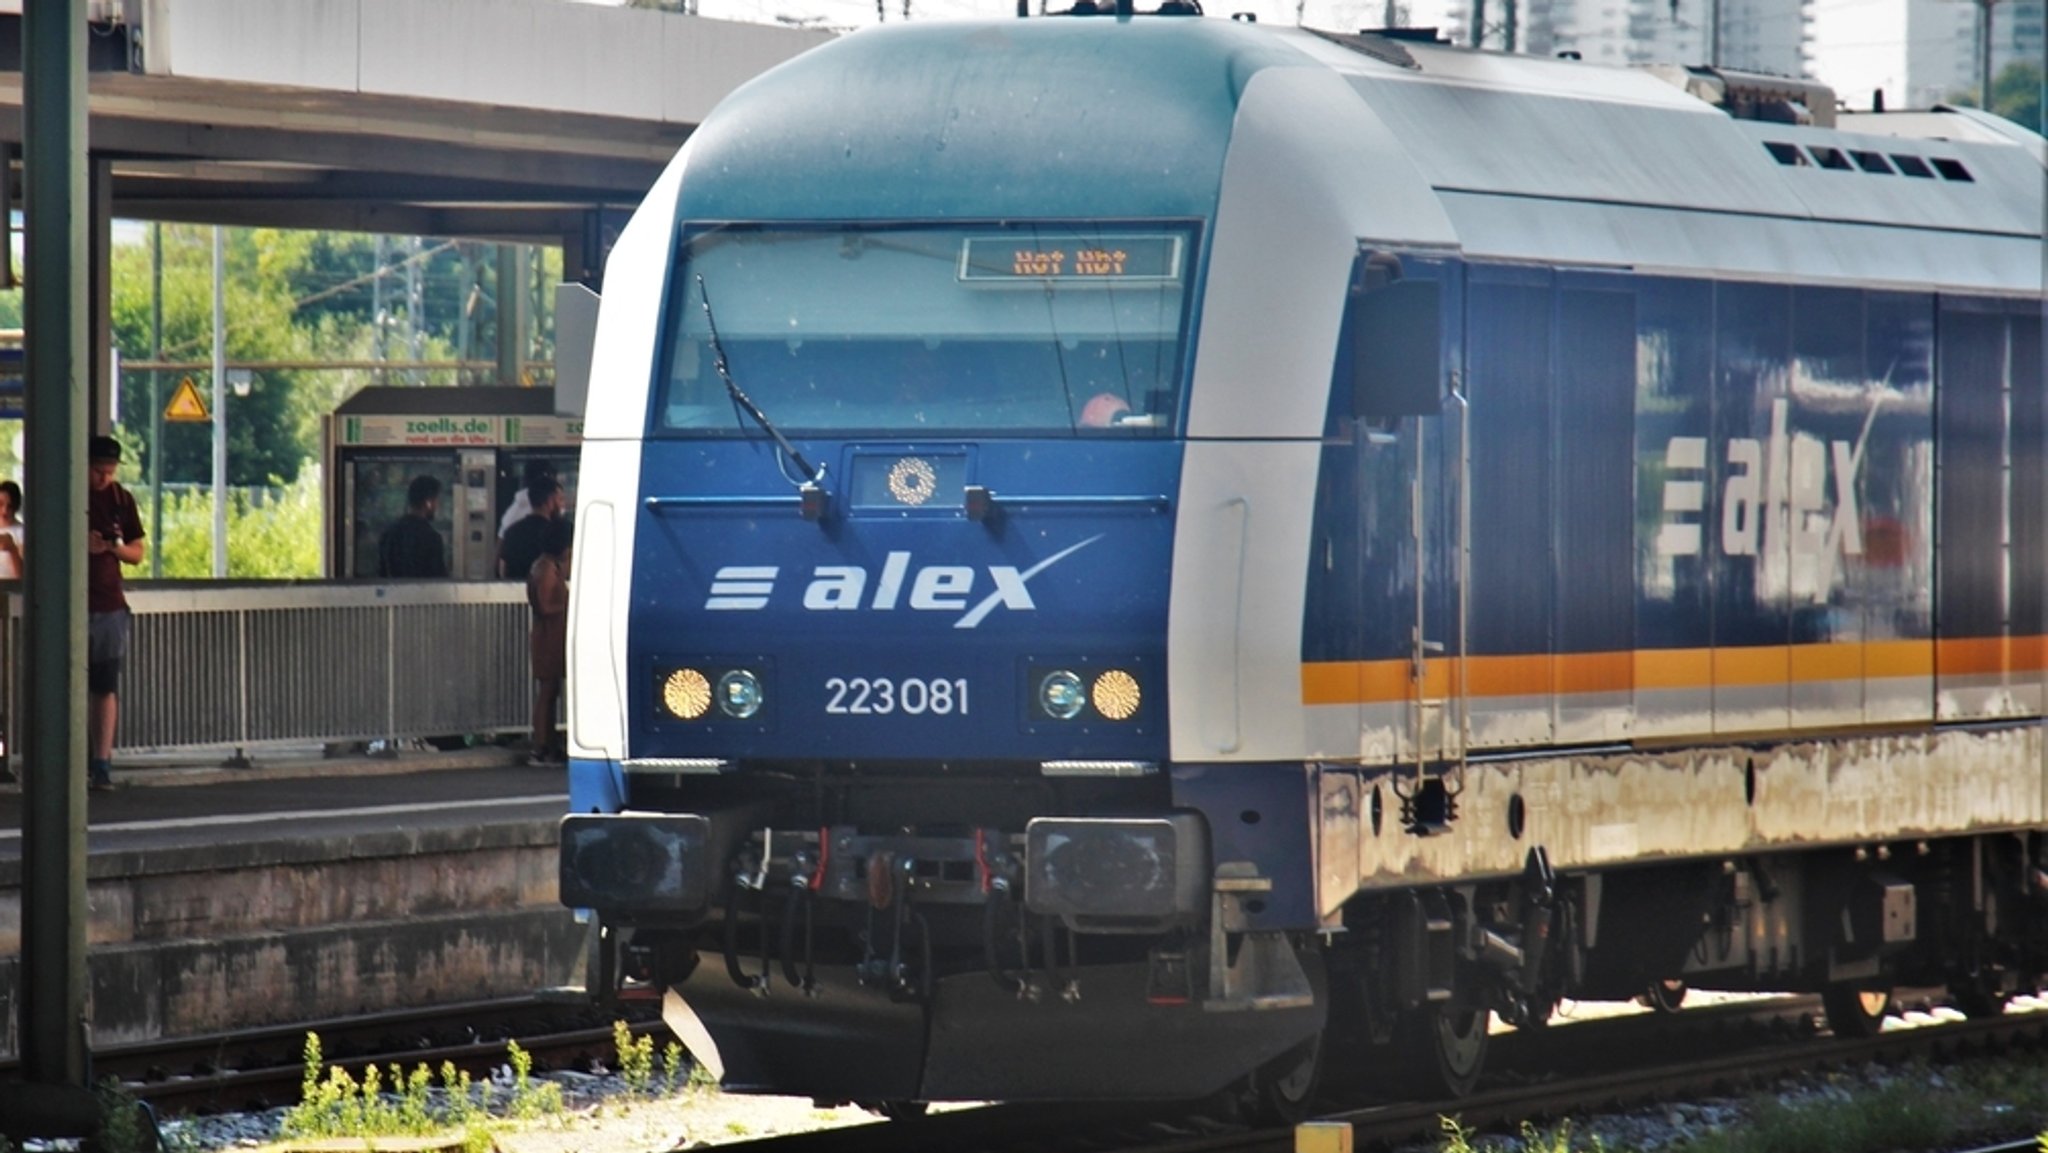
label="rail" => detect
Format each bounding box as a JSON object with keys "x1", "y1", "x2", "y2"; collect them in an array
[{"x1": 0, "y1": 581, "x2": 532, "y2": 765}]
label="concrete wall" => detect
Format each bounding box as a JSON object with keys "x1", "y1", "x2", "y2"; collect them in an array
[
  {"x1": 134, "y1": 0, "x2": 835, "y2": 125},
  {"x1": 0, "y1": 818, "x2": 582, "y2": 1054}
]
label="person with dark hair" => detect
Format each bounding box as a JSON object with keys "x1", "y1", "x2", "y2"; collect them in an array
[
  {"x1": 498, "y1": 475, "x2": 565, "y2": 581},
  {"x1": 0, "y1": 479, "x2": 23, "y2": 581},
  {"x1": 376, "y1": 474, "x2": 449, "y2": 579},
  {"x1": 499, "y1": 459, "x2": 556, "y2": 541},
  {"x1": 87, "y1": 435, "x2": 145, "y2": 791},
  {"x1": 525, "y1": 516, "x2": 572, "y2": 764}
]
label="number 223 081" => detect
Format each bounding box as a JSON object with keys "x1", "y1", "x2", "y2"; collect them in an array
[{"x1": 824, "y1": 676, "x2": 968, "y2": 716}]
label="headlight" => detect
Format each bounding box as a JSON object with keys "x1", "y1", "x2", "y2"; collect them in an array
[
  {"x1": 717, "y1": 669, "x2": 764, "y2": 719},
  {"x1": 1039, "y1": 670, "x2": 1087, "y2": 720},
  {"x1": 661, "y1": 668, "x2": 711, "y2": 720},
  {"x1": 1091, "y1": 669, "x2": 1141, "y2": 721}
]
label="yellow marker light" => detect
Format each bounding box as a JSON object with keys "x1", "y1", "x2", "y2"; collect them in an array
[
  {"x1": 1296, "y1": 1121, "x2": 1353, "y2": 1153},
  {"x1": 662, "y1": 668, "x2": 712, "y2": 720},
  {"x1": 1092, "y1": 669, "x2": 1141, "y2": 721}
]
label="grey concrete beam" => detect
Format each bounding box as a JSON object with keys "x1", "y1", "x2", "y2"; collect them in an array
[{"x1": 108, "y1": 199, "x2": 601, "y2": 241}]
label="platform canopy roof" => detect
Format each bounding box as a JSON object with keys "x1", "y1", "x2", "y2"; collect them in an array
[{"x1": 0, "y1": 0, "x2": 834, "y2": 244}]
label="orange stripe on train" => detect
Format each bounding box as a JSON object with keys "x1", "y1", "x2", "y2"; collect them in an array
[{"x1": 1299, "y1": 637, "x2": 2042, "y2": 705}]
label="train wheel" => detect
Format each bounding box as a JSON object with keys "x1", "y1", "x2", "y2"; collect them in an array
[
  {"x1": 1821, "y1": 983, "x2": 1891, "y2": 1038},
  {"x1": 1639, "y1": 979, "x2": 1688, "y2": 1014},
  {"x1": 1236, "y1": 1034, "x2": 1324, "y2": 1126},
  {"x1": 1396, "y1": 1003, "x2": 1489, "y2": 1099}
]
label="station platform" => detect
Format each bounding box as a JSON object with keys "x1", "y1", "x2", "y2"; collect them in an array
[{"x1": 0, "y1": 748, "x2": 581, "y2": 1058}]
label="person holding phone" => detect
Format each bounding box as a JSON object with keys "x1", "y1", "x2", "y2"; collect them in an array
[{"x1": 87, "y1": 436, "x2": 145, "y2": 792}]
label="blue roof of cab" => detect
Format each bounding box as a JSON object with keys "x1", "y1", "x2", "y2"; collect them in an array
[{"x1": 675, "y1": 19, "x2": 1310, "y2": 223}]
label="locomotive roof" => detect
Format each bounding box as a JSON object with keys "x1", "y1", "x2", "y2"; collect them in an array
[
  {"x1": 671, "y1": 18, "x2": 2044, "y2": 293},
  {"x1": 1279, "y1": 27, "x2": 2043, "y2": 287},
  {"x1": 675, "y1": 19, "x2": 1301, "y2": 222}
]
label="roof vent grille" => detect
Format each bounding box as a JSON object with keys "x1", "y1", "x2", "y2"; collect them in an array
[{"x1": 1640, "y1": 63, "x2": 1838, "y2": 128}]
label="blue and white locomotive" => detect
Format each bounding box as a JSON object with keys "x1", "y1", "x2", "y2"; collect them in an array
[{"x1": 559, "y1": 11, "x2": 2047, "y2": 1113}]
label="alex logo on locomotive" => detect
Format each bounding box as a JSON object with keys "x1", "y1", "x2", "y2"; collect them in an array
[
  {"x1": 1653, "y1": 397, "x2": 1878, "y2": 603},
  {"x1": 703, "y1": 534, "x2": 1103, "y2": 629}
]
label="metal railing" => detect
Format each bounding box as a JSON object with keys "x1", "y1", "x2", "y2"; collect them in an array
[{"x1": 0, "y1": 581, "x2": 532, "y2": 762}]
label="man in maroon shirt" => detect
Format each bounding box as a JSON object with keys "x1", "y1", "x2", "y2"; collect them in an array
[{"x1": 87, "y1": 436, "x2": 145, "y2": 791}]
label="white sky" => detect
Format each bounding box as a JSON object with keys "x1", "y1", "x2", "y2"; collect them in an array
[
  {"x1": 640, "y1": 0, "x2": 1915, "y2": 109},
  {"x1": 682, "y1": 0, "x2": 1446, "y2": 31}
]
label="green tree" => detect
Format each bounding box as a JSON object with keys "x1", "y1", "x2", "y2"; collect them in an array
[
  {"x1": 287, "y1": 233, "x2": 534, "y2": 375},
  {"x1": 1989, "y1": 60, "x2": 2043, "y2": 133},
  {"x1": 1946, "y1": 59, "x2": 2043, "y2": 133},
  {"x1": 109, "y1": 225, "x2": 315, "y2": 486}
]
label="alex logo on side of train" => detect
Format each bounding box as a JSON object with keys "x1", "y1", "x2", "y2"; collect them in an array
[
  {"x1": 703, "y1": 535, "x2": 1102, "y2": 629},
  {"x1": 1655, "y1": 398, "x2": 1880, "y2": 603}
]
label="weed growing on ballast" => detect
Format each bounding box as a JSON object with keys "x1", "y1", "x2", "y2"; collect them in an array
[
  {"x1": 279, "y1": 1030, "x2": 563, "y2": 1153},
  {"x1": 1678, "y1": 1059, "x2": 2048, "y2": 1153},
  {"x1": 1438, "y1": 1115, "x2": 1610, "y2": 1153},
  {"x1": 689, "y1": 1053, "x2": 720, "y2": 1091},
  {"x1": 613, "y1": 1020, "x2": 656, "y2": 1098},
  {"x1": 505, "y1": 1039, "x2": 564, "y2": 1121},
  {"x1": 1430, "y1": 1055, "x2": 2048, "y2": 1153},
  {"x1": 662, "y1": 1039, "x2": 687, "y2": 1094}
]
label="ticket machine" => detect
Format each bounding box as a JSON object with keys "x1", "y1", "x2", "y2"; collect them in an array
[{"x1": 324, "y1": 386, "x2": 580, "y2": 579}]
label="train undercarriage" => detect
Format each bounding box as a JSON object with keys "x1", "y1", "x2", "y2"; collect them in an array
[{"x1": 563, "y1": 745, "x2": 2048, "y2": 1114}]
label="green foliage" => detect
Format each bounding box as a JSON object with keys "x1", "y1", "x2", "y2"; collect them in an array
[
  {"x1": 106, "y1": 225, "x2": 560, "y2": 500},
  {"x1": 1434, "y1": 1114, "x2": 1604, "y2": 1153},
  {"x1": 505, "y1": 1038, "x2": 564, "y2": 1121},
  {"x1": 1946, "y1": 60, "x2": 2043, "y2": 133},
  {"x1": 1683, "y1": 1091, "x2": 1948, "y2": 1153},
  {"x1": 110, "y1": 226, "x2": 317, "y2": 486},
  {"x1": 662, "y1": 1040, "x2": 687, "y2": 1095},
  {"x1": 93, "y1": 1077, "x2": 153, "y2": 1153},
  {"x1": 613, "y1": 1019, "x2": 657, "y2": 1099},
  {"x1": 1989, "y1": 60, "x2": 2043, "y2": 133},
  {"x1": 1518, "y1": 1120, "x2": 1605, "y2": 1153},
  {"x1": 280, "y1": 1030, "x2": 558, "y2": 1153},
  {"x1": 136, "y1": 470, "x2": 323, "y2": 579},
  {"x1": 1672, "y1": 1059, "x2": 2048, "y2": 1153}
]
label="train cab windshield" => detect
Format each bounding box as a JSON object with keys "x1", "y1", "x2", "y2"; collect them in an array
[{"x1": 655, "y1": 222, "x2": 1197, "y2": 437}]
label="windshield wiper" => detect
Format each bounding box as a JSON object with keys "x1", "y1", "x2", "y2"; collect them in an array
[{"x1": 696, "y1": 273, "x2": 823, "y2": 487}]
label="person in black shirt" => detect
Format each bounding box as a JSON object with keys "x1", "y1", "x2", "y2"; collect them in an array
[
  {"x1": 498, "y1": 476, "x2": 564, "y2": 582},
  {"x1": 377, "y1": 475, "x2": 449, "y2": 578}
]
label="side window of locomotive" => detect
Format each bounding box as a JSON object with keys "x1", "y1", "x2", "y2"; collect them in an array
[{"x1": 1342, "y1": 249, "x2": 1449, "y2": 423}]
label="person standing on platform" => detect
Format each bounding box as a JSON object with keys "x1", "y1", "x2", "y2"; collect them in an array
[
  {"x1": 499, "y1": 459, "x2": 555, "y2": 542},
  {"x1": 87, "y1": 436, "x2": 145, "y2": 792},
  {"x1": 525, "y1": 518, "x2": 572, "y2": 765},
  {"x1": 498, "y1": 476, "x2": 564, "y2": 581},
  {"x1": 377, "y1": 475, "x2": 449, "y2": 579},
  {"x1": 0, "y1": 480, "x2": 24, "y2": 580}
]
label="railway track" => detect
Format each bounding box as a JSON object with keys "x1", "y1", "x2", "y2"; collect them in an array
[
  {"x1": 4, "y1": 997, "x2": 661, "y2": 1115},
  {"x1": 710, "y1": 994, "x2": 2048, "y2": 1153},
  {"x1": 34, "y1": 989, "x2": 2045, "y2": 1151}
]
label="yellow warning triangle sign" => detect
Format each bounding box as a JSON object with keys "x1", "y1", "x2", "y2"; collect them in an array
[{"x1": 165, "y1": 376, "x2": 210, "y2": 423}]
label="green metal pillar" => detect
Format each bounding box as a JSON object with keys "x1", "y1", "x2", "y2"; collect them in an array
[
  {"x1": 150, "y1": 223, "x2": 164, "y2": 576},
  {"x1": 21, "y1": 0, "x2": 94, "y2": 1096},
  {"x1": 497, "y1": 243, "x2": 529, "y2": 386}
]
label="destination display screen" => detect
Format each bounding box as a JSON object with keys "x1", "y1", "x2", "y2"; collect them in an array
[{"x1": 959, "y1": 235, "x2": 1182, "y2": 283}]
